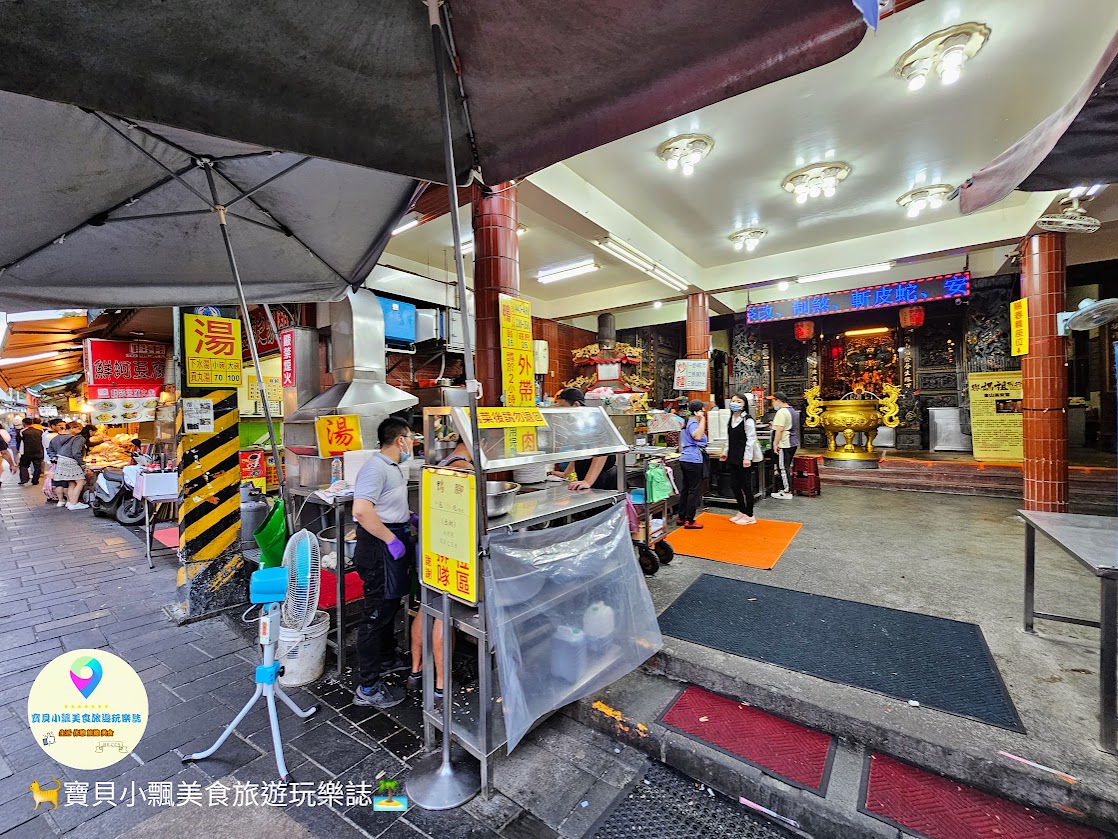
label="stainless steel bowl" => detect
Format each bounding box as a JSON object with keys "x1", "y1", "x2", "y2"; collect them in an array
[
  {"x1": 486, "y1": 480, "x2": 520, "y2": 517},
  {"x1": 317, "y1": 525, "x2": 357, "y2": 560}
]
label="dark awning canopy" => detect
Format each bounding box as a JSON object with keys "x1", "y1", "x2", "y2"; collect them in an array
[
  {"x1": 0, "y1": 0, "x2": 866, "y2": 185},
  {"x1": 960, "y1": 30, "x2": 1118, "y2": 214}
]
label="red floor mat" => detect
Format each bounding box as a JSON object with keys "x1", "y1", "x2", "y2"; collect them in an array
[
  {"x1": 861, "y1": 753, "x2": 1104, "y2": 839},
  {"x1": 659, "y1": 685, "x2": 834, "y2": 793}
]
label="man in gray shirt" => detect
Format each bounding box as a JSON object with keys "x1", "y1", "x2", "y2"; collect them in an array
[{"x1": 350, "y1": 416, "x2": 416, "y2": 708}]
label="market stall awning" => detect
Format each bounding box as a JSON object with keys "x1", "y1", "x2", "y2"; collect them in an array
[
  {"x1": 959, "y1": 30, "x2": 1118, "y2": 214},
  {"x1": 0, "y1": 92, "x2": 419, "y2": 312},
  {"x1": 0, "y1": 1, "x2": 866, "y2": 186},
  {"x1": 0, "y1": 315, "x2": 88, "y2": 390}
]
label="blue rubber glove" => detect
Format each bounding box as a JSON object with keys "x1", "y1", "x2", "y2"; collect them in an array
[
  {"x1": 386, "y1": 537, "x2": 406, "y2": 561},
  {"x1": 409, "y1": 512, "x2": 419, "y2": 529}
]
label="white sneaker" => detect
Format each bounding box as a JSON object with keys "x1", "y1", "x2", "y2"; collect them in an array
[
  {"x1": 772, "y1": 491, "x2": 793, "y2": 500},
  {"x1": 66, "y1": 502, "x2": 90, "y2": 510}
]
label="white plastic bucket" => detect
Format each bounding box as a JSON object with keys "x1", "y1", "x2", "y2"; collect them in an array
[{"x1": 278, "y1": 609, "x2": 330, "y2": 687}]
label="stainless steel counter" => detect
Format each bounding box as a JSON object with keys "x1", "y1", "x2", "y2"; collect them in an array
[{"x1": 486, "y1": 483, "x2": 623, "y2": 532}]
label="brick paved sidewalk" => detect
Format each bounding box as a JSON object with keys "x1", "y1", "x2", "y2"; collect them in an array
[{"x1": 0, "y1": 478, "x2": 649, "y2": 839}]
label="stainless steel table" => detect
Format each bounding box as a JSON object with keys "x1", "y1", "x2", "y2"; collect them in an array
[{"x1": 1021, "y1": 509, "x2": 1118, "y2": 752}]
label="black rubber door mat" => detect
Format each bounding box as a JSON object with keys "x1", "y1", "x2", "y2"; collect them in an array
[{"x1": 657, "y1": 575, "x2": 1023, "y2": 732}]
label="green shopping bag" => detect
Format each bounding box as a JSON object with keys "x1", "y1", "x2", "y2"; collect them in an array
[
  {"x1": 645, "y1": 463, "x2": 672, "y2": 503},
  {"x1": 253, "y1": 498, "x2": 287, "y2": 569}
]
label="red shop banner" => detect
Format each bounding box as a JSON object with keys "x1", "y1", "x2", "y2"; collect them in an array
[
  {"x1": 83, "y1": 339, "x2": 169, "y2": 422},
  {"x1": 280, "y1": 329, "x2": 295, "y2": 387},
  {"x1": 241, "y1": 305, "x2": 301, "y2": 360}
]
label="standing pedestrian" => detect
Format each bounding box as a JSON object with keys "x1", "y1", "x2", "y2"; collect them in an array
[
  {"x1": 722, "y1": 393, "x2": 759, "y2": 524},
  {"x1": 17, "y1": 417, "x2": 45, "y2": 486},
  {"x1": 677, "y1": 399, "x2": 709, "y2": 530},
  {"x1": 770, "y1": 392, "x2": 799, "y2": 500},
  {"x1": 50, "y1": 422, "x2": 92, "y2": 510},
  {"x1": 350, "y1": 417, "x2": 415, "y2": 709},
  {"x1": 0, "y1": 425, "x2": 13, "y2": 483}
]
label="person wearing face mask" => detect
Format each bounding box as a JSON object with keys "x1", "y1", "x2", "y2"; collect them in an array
[
  {"x1": 350, "y1": 416, "x2": 417, "y2": 709},
  {"x1": 721, "y1": 393, "x2": 758, "y2": 525},
  {"x1": 677, "y1": 400, "x2": 709, "y2": 529}
]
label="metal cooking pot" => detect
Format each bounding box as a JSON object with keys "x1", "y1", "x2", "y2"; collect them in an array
[
  {"x1": 317, "y1": 525, "x2": 357, "y2": 560},
  {"x1": 486, "y1": 480, "x2": 520, "y2": 517}
]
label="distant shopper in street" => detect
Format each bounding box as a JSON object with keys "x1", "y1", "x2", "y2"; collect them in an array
[
  {"x1": 677, "y1": 399, "x2": 709, "y2": 529},
  {"x1": 351, "y1": 416, "x2": 415, "y2": 709},
  {"x1": 17, "y1": 417, "x2": 45, "y2": 486},
  {"x1": 722, "y1": 393, "x2": 758, "y2": 525},
  {"x1": 770, "y1": 392, "x2": 798, "y2": 500},
  {"x1": 41, "y1": 417, "x2": 63, "y2": 451},
  {"x1": 51, "y1": 423, "x2": 93, "y2": 510},
  {"x1": 0, "y1": 424, "x2": 13, "y2": 481}
]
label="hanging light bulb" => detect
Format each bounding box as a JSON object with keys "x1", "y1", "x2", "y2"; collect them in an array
[
  {"x1": 929, "y1": 195, "x2": 944, "y2": 209},
  {"x1": 908, "y1": 70, "x2": 927, "y2": 91},
  {"x1": 733, "y1": 239, "x2": 744, "y2": 252},
  {"x1": 823, "y1": 186, "x2": 836, "y2": 198},
  {"x1": 938, "y1": 46, "x2": 965, "y2": 85},
  {"x1": 796, "y1": 192, "x2": 809, "y2": 205},
  {"x1": 666, "y1": 156, "x2": 679, "y2": 170},
  {"x1": 686, "y1": 149, "x2": 704, "y2": 166},
  {"x1": 808, "y1": 184, "x2": 821, "y2": 198},
  {"x1": 681, "y1": 161, "x2": 695, "y2": 176},
  {"x1": 907, "y1": 204, "x2": 920, "y2": 218},
  {"x1": 746, "y1": 238, "x2": 759, "y2": 252},
  {"x1": 794, "y1": 183, "x2": 809, "y2": 195},
  {"x1": 913, "y1": 198, "x2": 928, "y2": 213},
  {"x1": 822, "y1": 175, "x2": 837, "y2": 189}
]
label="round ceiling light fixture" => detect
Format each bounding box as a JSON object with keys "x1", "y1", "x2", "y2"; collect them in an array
[
  {"x1": 657, "y1": 134, "x2": 714, "y2": 177},
  {"x1": 782, "y1": 162, "x2": 851, "y2": 205},
  {"x1": 728, "y1": 228, "x2": 767, "y2": 253},
  {"x1": 895, "y1": 22, "x2": 990, "y2": 91},
  {"x1": 897, "y1": 184, "x2": 953, "y2": 219}
]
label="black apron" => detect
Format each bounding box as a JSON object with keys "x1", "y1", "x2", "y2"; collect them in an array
[{"x1": 354, "y1": 521, "x2": 412, "y2": 601}]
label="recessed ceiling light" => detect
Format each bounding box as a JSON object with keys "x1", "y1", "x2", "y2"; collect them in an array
[
  {"x1": 777, "y1": 281, "x2": 790, "y2": 291},
  {"x1": 895, "y1": 23, "x2": 990, "y2": 91},
  {"x1": 537, "y1": 260, "x2": 599, "y2": 284},
  {"x1": 657, "y1": 134, "x2": 714, "y2": 177},
  {"x1": 728, "y1": 228, "x2": 767, "y2": 253},
  {"x1": 653, "y1": 301, "x2": 663, "y2": 309},
  {"x1": 897, "y1": 184, "x2": 953, "y2": 218},
  {"x1": 782, "y1": 162, "x2": 851, "y2": 203}
]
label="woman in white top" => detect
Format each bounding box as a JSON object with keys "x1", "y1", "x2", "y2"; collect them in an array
[{"x1": 720, "y1": 393, "x2": 758, "y2": 525}]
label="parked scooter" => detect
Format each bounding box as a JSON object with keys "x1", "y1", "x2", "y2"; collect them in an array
[{"x1": 91, "y1": 455, "x2": 151, "y2": 525}]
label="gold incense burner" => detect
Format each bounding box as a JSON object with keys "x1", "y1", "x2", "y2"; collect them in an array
[{"x1": 804, "y1": 385, "x2": 900, "y2": 465}]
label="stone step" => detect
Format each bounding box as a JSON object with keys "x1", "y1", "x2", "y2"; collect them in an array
[{"x1": 568, "y1": 648, "x2": 1118, "y2": 838}]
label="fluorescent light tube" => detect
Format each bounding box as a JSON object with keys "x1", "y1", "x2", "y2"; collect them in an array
[
  {"x1": 459, "y1": 240, "x2": 474, "y2": 254},
  {"x1": 391, "y1": 218, "x2": 419, "y2": 236},
  {"x1": 0, "y1": 351, "x2": 62, "y2": 367},
  {"x1": 537, "y1": 261, "x2": 599, "y2": 284},
  {"x1": 798, "y1": 262, "x2": 894, "y2": 284}
]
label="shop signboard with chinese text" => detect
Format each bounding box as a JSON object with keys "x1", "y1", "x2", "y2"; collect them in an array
[
  {"x1": 315, "y1": 415, "x2": 364, "y2": 457},
  {"x1": 473, "y1": 406, "x2": 546, "y2": 457},
  {"x1": 420, "y1": 466, "x2": 478, "y2": 605},
  {"x1": 280, "y1": 330, "x2": 296, "y2": 386},
  {"x1": 1011, "y1": 299, "x2": 1029, "y2": 356},
  {"x1": 673, "y1": 359, "x2": 708, "y2": 391},
  {"x1": 499, "y1": 294, "x2": 535, "y2": 407},
  {"x1": 241, "y1": 305, "x2": 299, "y2": 360},
  {"x1": 746, "y1": 272, "x2": 970, "y2": 324},
  {"x1": 967, "y1": 372, "x2": 1023, "y2": 462},
  {"x1": 183, "y1": 314, "x2": 242, "y2": 387},
  {"x1": 83, "y1": 339, "x2": 169, "y2": 422}
]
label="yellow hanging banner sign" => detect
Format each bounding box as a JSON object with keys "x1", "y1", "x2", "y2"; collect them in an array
[
  {"x1": 183, "y1": 314, "x2": 243, "y2": 387},
  {"x1": 499, "y1": 294, "x2": 535, "y2": 407},
  {"x1": 475, "y1": 406, "x2": 546, "y2": 428},
  {"x1": 420, "y1": 466, "x2": 478, "y2": 605},
  {"x1": 1010, "y1": 299, "x2": 1029, "y2": 356},
  {"x1": 315, "y1": 414, "x2": 364, "y2": 457}
]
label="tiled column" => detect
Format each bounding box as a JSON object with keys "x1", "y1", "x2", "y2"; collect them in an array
[
  {"x1": 472, "y1": 182, "x2": 520, "y2": 407},
  {"x1": 686, "y1": 292, "x2": 710, "y2": 402},
  {"x1": 1020, "y1": 232, "x2": 1068, "y2": 512}
]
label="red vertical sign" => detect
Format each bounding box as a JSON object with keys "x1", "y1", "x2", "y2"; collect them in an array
[{"x1": 280, "y1": 330, "x2": 295, "y2": 387}]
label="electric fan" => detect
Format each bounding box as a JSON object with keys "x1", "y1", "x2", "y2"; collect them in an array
[{"x1": 183, "y1": 530, "x2": 320, "y2": 781}]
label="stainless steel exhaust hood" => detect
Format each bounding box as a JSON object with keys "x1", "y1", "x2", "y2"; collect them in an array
[{"x1": 287, "y1": 288, "x2": 418, "y2": 423}]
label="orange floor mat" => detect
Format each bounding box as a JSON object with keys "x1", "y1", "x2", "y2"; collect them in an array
[{"x1": 665, "y1": 513, "x2": 801, "y2": 569}]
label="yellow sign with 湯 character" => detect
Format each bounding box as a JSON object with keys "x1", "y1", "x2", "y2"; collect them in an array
[
  {"x1": 421, "y1": 466, "x2": 478, "y2": 605},
  {"x1": 184, "y1": 314, "x2": 243, "y2": 387},
  {"x1": 967, "y1": 372, "x2": 1023, "y2": 462},
  {"x1": 1010, "y1": 299, "x2": 1029, "y2": 356},
  {"x1": 315, "y1": 414, "x2": 364, "y2": 457},
  {"x1": 499, "y1": 294, "x2": 535, "y2": 407},
  {"x1": 475, "y1": 407, "x2": 546, "y2": 428}
]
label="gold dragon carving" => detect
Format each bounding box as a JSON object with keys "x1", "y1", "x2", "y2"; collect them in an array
[
  {"x1": 879, "y1": 383, "x2": 901, "y2": 428},
  {"x1": 803, "y1": 386, "x2": 824, "y2": 428}
]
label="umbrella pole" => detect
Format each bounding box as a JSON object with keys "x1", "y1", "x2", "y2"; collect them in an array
[
  {"x1": 406, "y1": 0, "x2": 482, "y2": 812},
  {"x1": 209, "y1": 202, "x2": 289, "y2": 531}
]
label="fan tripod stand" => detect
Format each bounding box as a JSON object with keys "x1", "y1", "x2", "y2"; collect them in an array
[{"x1": 182, "y1": 598, "x2": 317, "y2": 781}]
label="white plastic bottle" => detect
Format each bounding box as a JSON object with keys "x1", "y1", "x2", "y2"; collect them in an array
[
  {"x1": 331, "y1": 456, "x2": 343, "y2": 482},
  {"x1": 583, "y1": 601, "x2": 615, "y2": 654}
]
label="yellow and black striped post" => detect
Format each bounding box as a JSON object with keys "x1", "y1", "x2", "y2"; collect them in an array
[{"x1": 175, "y1": 344, "x2": 249, "y2": 617}]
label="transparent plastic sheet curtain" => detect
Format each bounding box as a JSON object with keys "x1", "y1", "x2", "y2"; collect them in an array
[{"x1": 485, "y1": 502, "x2": 663, "y2": 752}]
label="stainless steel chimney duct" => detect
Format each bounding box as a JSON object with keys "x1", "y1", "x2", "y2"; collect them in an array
[{"x1": 597, "y1": 313, "x2": 616, "y2": 353}]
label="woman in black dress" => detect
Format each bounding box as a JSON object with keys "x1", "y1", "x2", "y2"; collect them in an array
[{"x1": 722, "y1": 392, "x2": 758, "y2": 525}]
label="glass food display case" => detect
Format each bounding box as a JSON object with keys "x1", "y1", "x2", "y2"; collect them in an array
[{"x1": 417, "y1": 405, "x2": 634, "y2": 794}]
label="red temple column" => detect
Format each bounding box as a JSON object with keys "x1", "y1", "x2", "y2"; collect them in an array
[
  {"x1": 1020, "y1": 231, "x2": 1068, "y2": 512},
  {"x1": 472, "y1": 182, "x2": 520, "y2": 407},
  {"x1": 686, "y1": 292, "x2": 710, "y2": 402}
]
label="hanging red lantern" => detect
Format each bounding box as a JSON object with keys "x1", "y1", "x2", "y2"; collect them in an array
[
  {"x1": 794, "y1": 320, "x2": 815, "y2": 342},
  {"x1": 899, "y1": 305, "x2": 925, "y2": 329}
]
